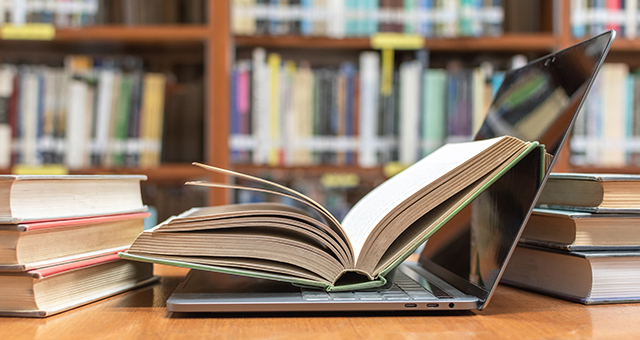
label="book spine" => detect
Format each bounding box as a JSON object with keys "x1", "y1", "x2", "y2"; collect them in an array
[
  {"x1": 0, "y1": 66, "x2": 16, "y2": 169},
  {"x1": 399, "y1": 60, "x2": 421, "y2": 164},
  {"x1": 268, "y1": 53, "x2": 281, "y2": 165},
  {"x1": 359, "y1": 51, "x2": 379, "y2": 167}
]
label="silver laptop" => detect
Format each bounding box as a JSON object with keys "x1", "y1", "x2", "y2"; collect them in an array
[{"x1": 167, "y1": 31, "x2": 615, "y2": 313}]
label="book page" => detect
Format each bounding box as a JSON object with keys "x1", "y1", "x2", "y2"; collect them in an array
[
  {"x1": 341, "y1": 136, "x2": 507, "y2": 261},
  {"x1": 187, "y1": 163, "x2": 352, "y2": 255}
]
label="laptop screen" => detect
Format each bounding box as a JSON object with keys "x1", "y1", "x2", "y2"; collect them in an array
[{"x1": 419, "y1": 31, "x2": 615, "y2": 309}]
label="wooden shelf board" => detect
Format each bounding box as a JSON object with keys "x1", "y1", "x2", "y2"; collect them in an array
[
  {"x1": 0, "y1": 164, "x2": 209, "y2": 182},
  {"x1": 566, "y1": 166, "x2": 640, "y2": 174},
  {"x1": 52, "y1": 25, "x2": 210, "y2": 42},
  {"x1": 235, "y1": 33, "x2": 557, "y2": 52}
]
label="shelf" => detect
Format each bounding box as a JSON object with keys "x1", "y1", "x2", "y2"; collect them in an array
[
  {"x1": 567, "y1": 166, "x2": 640, "y2": 174},
  {"x1": 235, "y1": 33, "x2": 557, "y2": 52},
  {"x1": 0, "y1": 164, "x2": 209, "y2": 182},
  {"x1": 232, "y1": 164, "x2": 385, "y2": 180},
  {"x1": 51, "y1": 25, "x2": 210, "y2": 43}
]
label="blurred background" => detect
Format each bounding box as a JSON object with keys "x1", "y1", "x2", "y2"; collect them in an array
[{"x1": 0, "y1": 0, "x2": 635, "y2": 225}]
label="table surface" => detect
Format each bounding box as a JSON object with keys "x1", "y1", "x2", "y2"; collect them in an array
[{"x1": 2, "y1": 264, "x2": 640, "y2": 340}]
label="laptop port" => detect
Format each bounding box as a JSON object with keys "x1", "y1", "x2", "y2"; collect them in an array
[
  {"x1": 404, "y1": 304, "x2": 417, "y2": 308},
  {"x1": 427, "y1": 303, "x2": 439, "y2": 308},
  {"x1": 449, "y1": 303, "x2": 455, "y2": 308}
]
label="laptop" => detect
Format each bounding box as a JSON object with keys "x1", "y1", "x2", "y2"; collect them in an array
[{"x1": 167, "y1": 31, "x2": 615, "y2": 313}]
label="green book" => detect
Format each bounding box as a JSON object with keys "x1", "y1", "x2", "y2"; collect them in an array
[
  {"x1": 112, "y1": 75, "x2": 133, "y2": 167},
  {"x1": 422, "y1": 69, "x2": 447, "y2": 156},
  {"x1": 120, "y1": 136, "x2": 541, "y2": 292}
]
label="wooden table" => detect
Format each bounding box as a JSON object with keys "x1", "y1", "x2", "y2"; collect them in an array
[{"x1": 2, "y1": 264, "x2": 640, "y2": 339}]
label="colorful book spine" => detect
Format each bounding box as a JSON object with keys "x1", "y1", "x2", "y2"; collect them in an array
[
  {"x1": 231, "y1": 0, "x2": 505, "y2": 38},
  {"x1": 229, "y1": 50, "x2": 533, "y2": 167},
  {"x1": 0, "y1": 58, "x2": 167, "y2": 170}
]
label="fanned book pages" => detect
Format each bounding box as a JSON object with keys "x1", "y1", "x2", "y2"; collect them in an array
[{"x1": 121, "y1": 136, "x2": 542, "y2": 291}]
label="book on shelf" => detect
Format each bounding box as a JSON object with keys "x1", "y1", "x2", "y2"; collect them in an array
[
  {"x1": 230, "y1": 49, "x2": 511, "y2": 168},
  {"x1": 571, "y1": 0, "x2": 638, "y2": 39},
  {"x1": 232, "y1": 0, "x2": 504, "y2": 38},
  {"x1": 0, "y1": 174, "x2": 146, "y2": 222},
  {"x1": 570, "y1": 63, "x2": 640, "y2": 167},
  {"x1": 502, "y1": 244, "x2": 640, "y2": 304},
  {"x1": 121, "y1": 135, "x2": 544, "y2": 292},
  {"x1": 520, "y1": 208, "x2": 640, "y2": 250},
  {"x1": 537, "y1": 173, "x2": 640, "y2": 213},
  {"x1": 0, "y1": 252, "x2": 156, "y2": 317},
  {"x1": 0, "y1": 212, "x2": 149, "y2": 271},
  {"x1": 0, "y1": 57, "x2": 167, "y2": 170},
  {"x1": 0, "y1": 0, "x2": 206, "y2": 27}
]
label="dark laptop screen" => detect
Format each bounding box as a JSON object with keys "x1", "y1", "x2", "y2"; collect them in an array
[{"x1": 419, "y1": 31, "x2": 614, "y2": 309}]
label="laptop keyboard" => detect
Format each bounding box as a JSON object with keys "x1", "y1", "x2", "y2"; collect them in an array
[{"x1": 301, "y1": 271, "x2": 451, "y2": 301}]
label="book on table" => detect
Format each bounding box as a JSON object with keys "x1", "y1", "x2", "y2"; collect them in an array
[
  {"x1": 537, "y1": 173, "x2": 640, "y2": 213},
  {"x1": 0, "y1": 174, "x2": 147, "y2": 222},
  {"x1": 502, "y1": 244, "x2": 640, "y2": 304},
  {"x1": 120, "y1": 136, "x2": 545, "y2": 292},
  {"x1": 0, "y1": 212, "x2": 149, "y2": 271},
  {"x1": 0, "y1": 252, "x2": 156, "y2": 317},
  {"x1": 520, "y1": 208, "x2": 640, "y2": 251}
]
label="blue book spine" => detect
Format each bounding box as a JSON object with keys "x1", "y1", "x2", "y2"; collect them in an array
[
  {"x1": 490, "y1": 72, "x2": 504, "y2": 98},
  {"x1": 301, "y1": 0, "x2": 312, "y2": 35},
  {"x1": 269, "y1": 0, "x2": 280, "y2": 35},
  {"x1": 419, "y1": 0, "x2": 433, "y2": 37}
]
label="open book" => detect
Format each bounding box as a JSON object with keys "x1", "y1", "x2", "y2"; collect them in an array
[{"x1": 120, "y1": 136, "x2": 542, "y2": 291}]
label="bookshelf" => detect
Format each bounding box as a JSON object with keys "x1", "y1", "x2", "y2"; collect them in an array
[
  {"x1": 228, "y1": 0, "x2": 640, "y2": 191},
  {"x1": 0, "y1": 1, "x2": 230, "y2": 208},
  {"x1": 3, "y1": 0, "x2": 640, "y2": 210}
]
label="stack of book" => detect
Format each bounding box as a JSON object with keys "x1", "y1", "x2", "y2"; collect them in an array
[
  {"x1": 0, "y1": 174, "x2": 156, "y2": 317},
  {"x1": 503, "y1": 173, "x2": 640, "y2": 304}
]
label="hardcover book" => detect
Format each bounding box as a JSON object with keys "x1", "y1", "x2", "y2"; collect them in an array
[
  {"x1": 0, "y1": 252, "x2": 157, "y2": 317},
  {"x1": 0, "y1": 175, "x2": 147, "y2": 222},
  {"x1": 520, "y1": 208, "x2": 640, "y2": 251},
  {"x1": 121, "y1": 136, "x2": 543, "y2": 291},
  {"x1": 502, "y1": 244, "x2": 640, "y2": 304},
  {"x1": 537, "y1": 173, "x2": 640, "y2": 213},
  {"x1": 0, "y1": 212, "x2": 149, "y2": 271}
]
